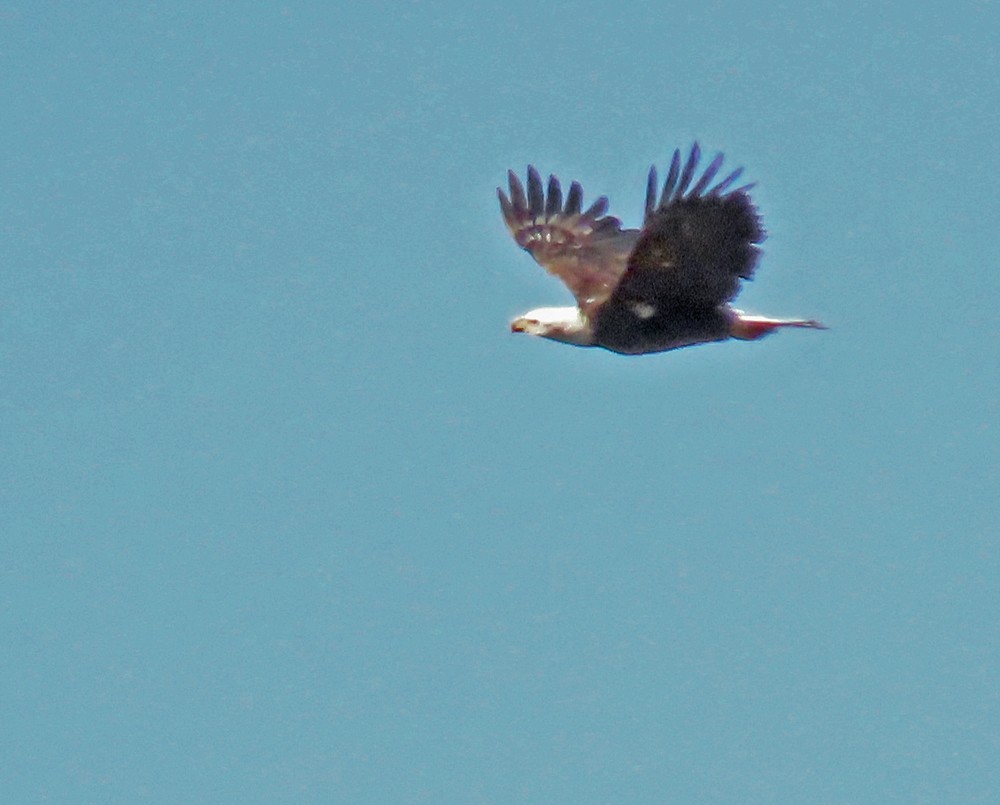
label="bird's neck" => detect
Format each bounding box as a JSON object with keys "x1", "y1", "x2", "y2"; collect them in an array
[{"x1": 544, "y1": 308, "x2": 595, "y2": 347}]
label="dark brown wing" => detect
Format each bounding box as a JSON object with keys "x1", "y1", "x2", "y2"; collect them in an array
[
  {"x1": 606, "y1": 143, "x2": 765, "y2": 314},
  {"x1": 499, "y1": 167, "x2": 639, "y2": 317}
]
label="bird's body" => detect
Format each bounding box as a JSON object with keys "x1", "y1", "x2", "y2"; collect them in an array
[{"x1": 498, "y1": 143, "x2": 824, "y2": 355}]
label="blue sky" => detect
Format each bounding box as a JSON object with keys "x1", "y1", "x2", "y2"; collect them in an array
[{"x1": 2, "y1": 3, "x2": 999, "y2": 802}]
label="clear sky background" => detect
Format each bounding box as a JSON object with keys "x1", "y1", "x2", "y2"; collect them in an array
[{"x1": 3, "y1": 3, "x2": 999, "y2": 802}]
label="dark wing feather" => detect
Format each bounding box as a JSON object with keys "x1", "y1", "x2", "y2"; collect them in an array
[
  {"x1": 499, "y1": 168, "x2": 639, "y2": 317},
  {"x1": 617, "y1": 143, "x2": 765, "y2": 312}
]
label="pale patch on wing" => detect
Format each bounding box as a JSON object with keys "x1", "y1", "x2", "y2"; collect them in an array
[
  {"x1": 629, "y1": 301, "x2": 657, "y2": 320},
  {"x1": 499, "y1": 167, "x2": 638, "y2": 317}
]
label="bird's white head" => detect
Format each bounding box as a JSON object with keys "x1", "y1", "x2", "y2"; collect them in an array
[{"x1": 510, "y1": 306, "x2": 595, "y2": 347}]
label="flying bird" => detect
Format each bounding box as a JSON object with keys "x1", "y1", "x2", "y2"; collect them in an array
[{"x1": 498, "y1": 143, "x2": 825, "y2": 355}]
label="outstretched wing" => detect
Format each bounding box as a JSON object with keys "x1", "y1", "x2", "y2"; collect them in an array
[
  {"x1": 606, "y1": 143, "x2": 765, "y2": 315},
  {"x1": 498, "y1": 167, "x2": 639, "y2": 317}
]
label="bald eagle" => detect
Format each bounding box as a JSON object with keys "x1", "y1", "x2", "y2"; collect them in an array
[{"x1": 498, "y1": 143, "x2": 825, "y2": 355}]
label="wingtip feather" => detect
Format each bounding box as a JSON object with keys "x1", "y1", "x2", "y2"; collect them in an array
[
  {"x1": 526, "y1": 166, "x2": 544, "y2": 217},
  {"x1": 709, "y1": 166, "x2": 744, "y2": 197},
  {"x1": 565, "y1": 181, "x2": 583, "y2": 216},
  {"x1": 508, "y1": 170, "x2": 527, "y2": 213},
  {"x1": 690, "y1": 152, "x2": 724, "y2": 197},
  {"x1": 584, "y1": 195, "x2": 609, "y2": 219},
  {"x1": 645, "y1": 166, "x2": 657, "y2": 219},
  {"x1": 676, "y1": 142, "x2": 700, "y2": 198},
  {"x1": 545, "y1": 174, "x2": 563, "y2": 218},
  {"x1": 497, "y1": 187, "x2": 515, "y2": 226},
  {"x1": 660, "y1": 149, "x2": 682, "y2": 207}
]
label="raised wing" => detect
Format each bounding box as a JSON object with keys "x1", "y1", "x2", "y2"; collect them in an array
[
  {"x1": 608, "y1": 143, "x2": 765, "y2": 314},
  {"x1": 498, "y1": 167, "x2": 638, "y2": 317}
]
